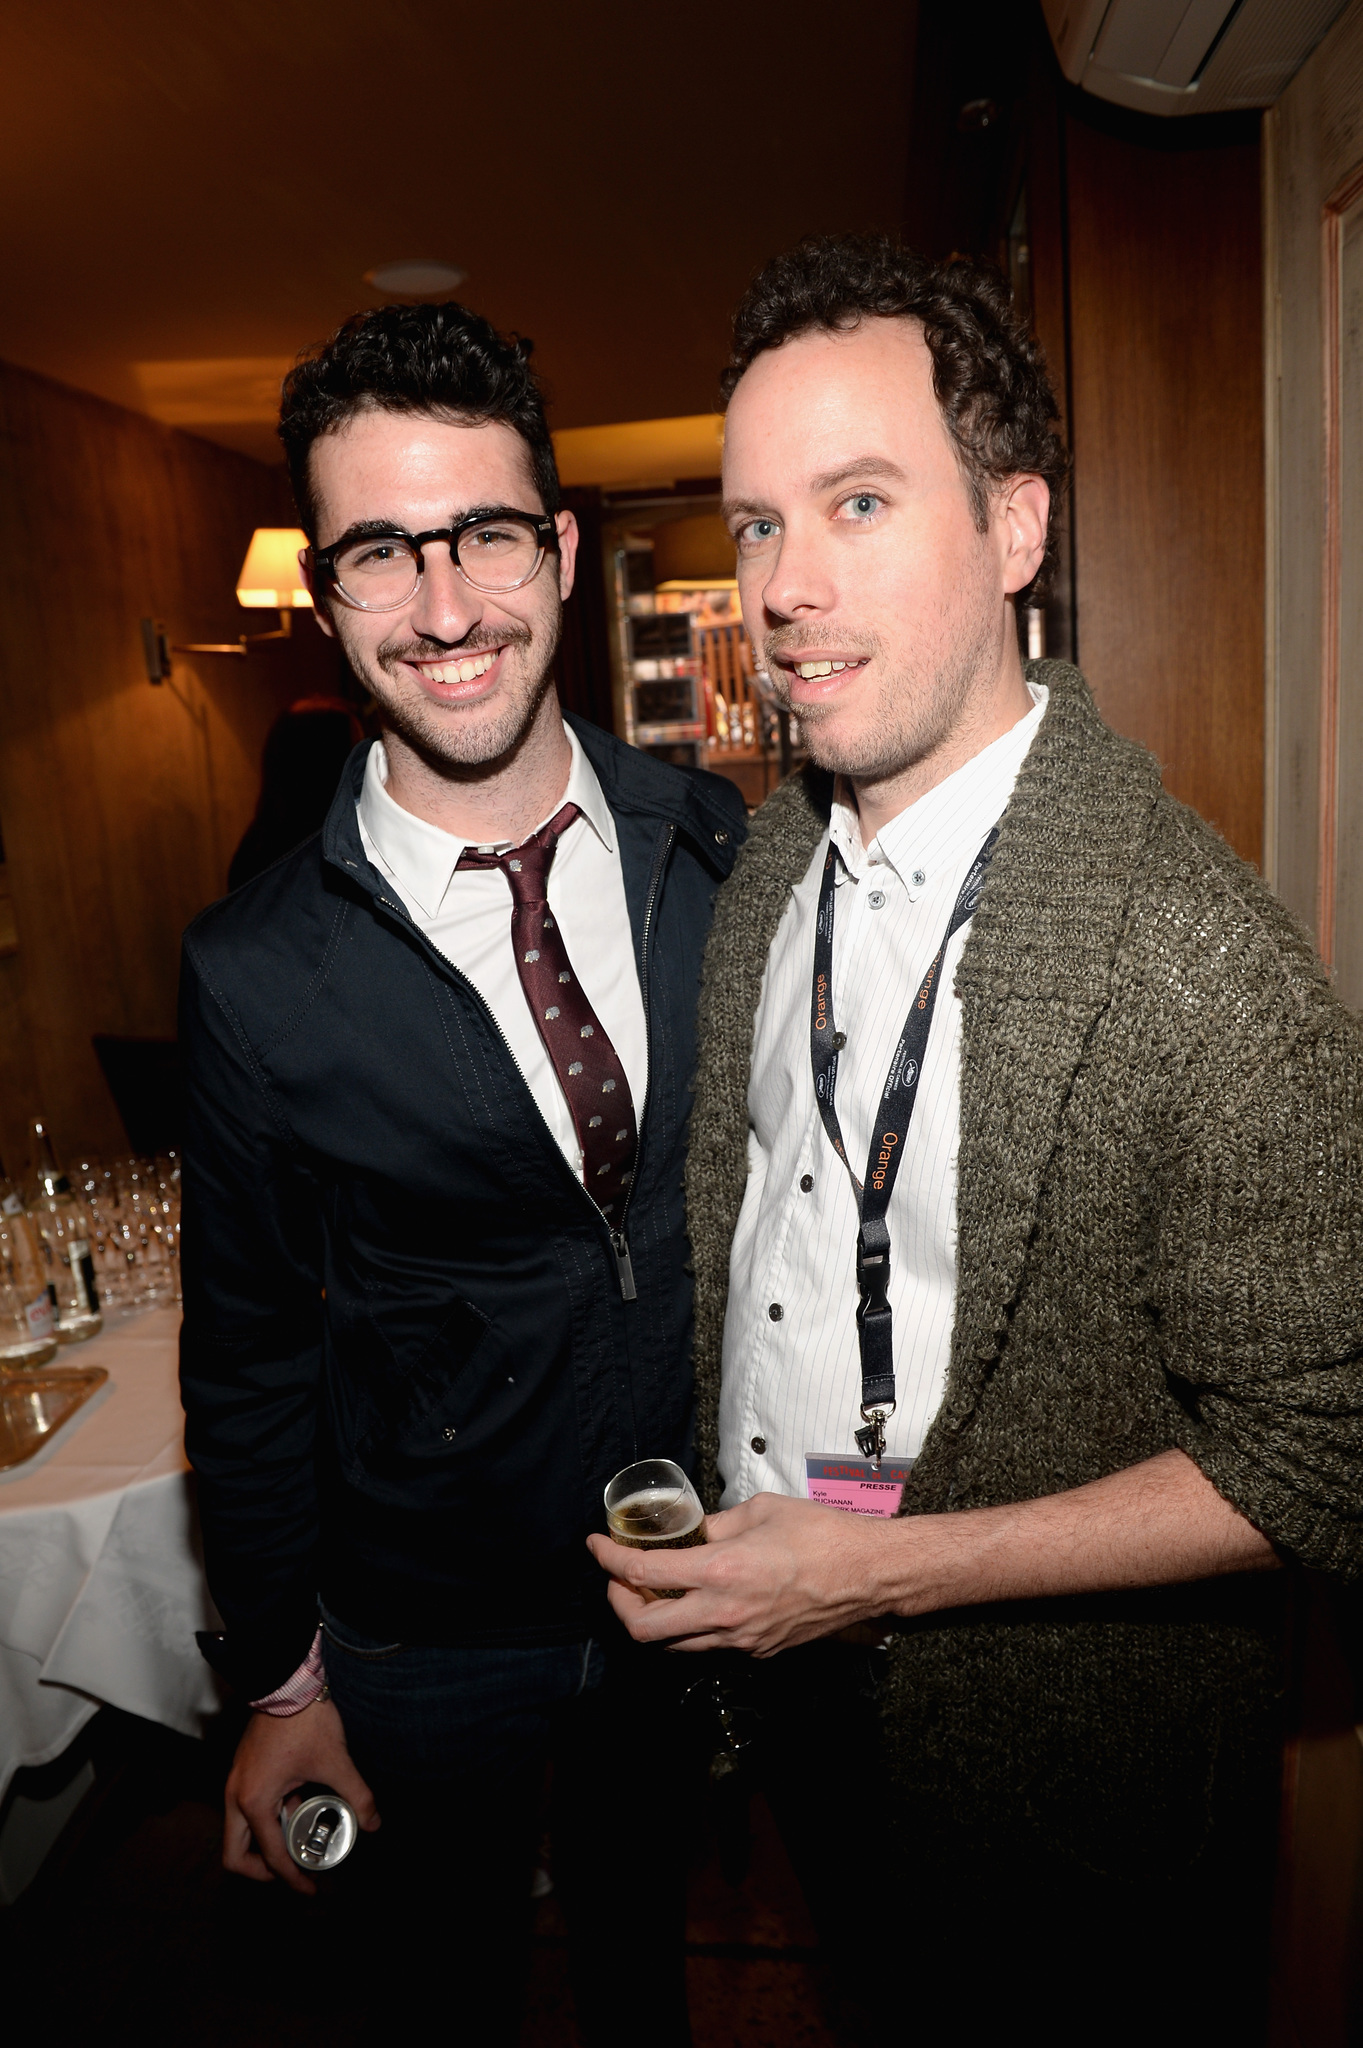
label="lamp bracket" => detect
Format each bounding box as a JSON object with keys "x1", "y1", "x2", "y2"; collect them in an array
[
  {"x1": 140, "y1": 617, "x2": 172, "y2": 684},
  {"x1": 141, "y1": 611, "x2": 292, "y2": 683}
]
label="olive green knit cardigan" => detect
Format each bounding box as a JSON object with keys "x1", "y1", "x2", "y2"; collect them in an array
[{"x1": 684, "y1": 661, "x2": 1363, "y2": 1876}]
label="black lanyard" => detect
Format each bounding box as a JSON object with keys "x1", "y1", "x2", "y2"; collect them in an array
[{"x1": 810, "y1": 826, "x2": 998, "y2": 1464}]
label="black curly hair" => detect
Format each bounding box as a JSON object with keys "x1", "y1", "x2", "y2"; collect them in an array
[
  {"x1": 278, "y1": 301, "x2": 559, "y2": 540},
  {"x1": 722, "y1": 234, "x2": 1068, "y2": 595}
]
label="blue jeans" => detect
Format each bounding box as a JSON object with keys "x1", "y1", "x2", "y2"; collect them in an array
[{"x1": 321, "y1": 1609, "x2": 692, "y2": 2045}]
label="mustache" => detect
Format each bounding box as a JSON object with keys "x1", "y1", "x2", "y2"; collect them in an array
[
  {"x1": 761, "y1": 626, "x2": 882, "y2": 713},
  {"x1": 378, "y1": 621, "x2": 534, "y2": 669},
  {"x1": 761, "y1": 626, "x2": 883, "y2": 668}
]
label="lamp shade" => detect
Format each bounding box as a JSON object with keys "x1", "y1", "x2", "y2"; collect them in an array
[{"x1": 236, "y1": 528, "x2": 313, "y2": 609}]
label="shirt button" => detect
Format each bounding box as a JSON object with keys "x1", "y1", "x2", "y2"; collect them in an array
[
  {"x1": 751, "y1": 1435, "x2": 767, "y2": 1455},
  {"x1": 768, "y1": 1302, "x2": 783, "y2": 1321},
  {"x1": 799, "y1": 1174, "x2": 814, "y2": 1192},
  {"x1": 867, "y1": 889, "x2": 886, "y2": 910},
  {"x1": 912, "y1": 868, "x2": 926, "y2": 887},
  {"x1": 831, "y1": 1031, "x2": 847, "y2": 1050}
]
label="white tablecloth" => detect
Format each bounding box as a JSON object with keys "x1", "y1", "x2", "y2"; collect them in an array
[{"x1": 0, "y1": 1308, "x2": 223, "y2": 1802}]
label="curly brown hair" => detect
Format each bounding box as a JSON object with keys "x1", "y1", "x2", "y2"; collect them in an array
[
  {"x1": 279, "y1": 301, "x2": 557, "y2": 542},
  {"x1": 722, "y1": 234, "x2": 1068, "y2": 598}
]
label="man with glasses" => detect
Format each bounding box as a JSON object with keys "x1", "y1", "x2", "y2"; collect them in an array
[{"x1": 179, "y1": 300, "x2": 745, "y2": 2040}]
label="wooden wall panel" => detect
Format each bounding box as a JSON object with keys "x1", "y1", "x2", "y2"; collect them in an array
[
  {"x1": 0, "y1": 362, "x2": 343, "y2": 1170},
  {"x1": 1066, "y1": 119, "x2": 1265, "y2": 866},
  {"x1": 1019, "y1": 34, "x2": 1077, "y2": 666}
]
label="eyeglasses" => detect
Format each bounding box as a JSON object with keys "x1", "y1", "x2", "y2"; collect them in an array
[{"x1": 312, "y1": 509, "x2": 559, "y2": 611}]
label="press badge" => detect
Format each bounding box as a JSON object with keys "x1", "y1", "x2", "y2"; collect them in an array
[{"x1": 805, "y1": 1454, "x2": 915, "y2": 1517}]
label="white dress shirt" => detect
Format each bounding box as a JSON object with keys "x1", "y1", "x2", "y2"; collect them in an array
[
  {"x1": 356, "y1": 725, "x2": 649, "y2": 1179},
  {"x1": 717, "y1": 682, "x2": 1049, "y2": 1505}
]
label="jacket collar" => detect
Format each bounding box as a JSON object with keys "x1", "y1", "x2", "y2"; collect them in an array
[
  {"x1": 565, "y1": 712, "x2": 740, "y2": 874},
  {"x1": 322, "y1": 713, "x2": 741, "y2": 892},
  {"x1": 355, "y1": 722, "x2": 617, "y2": 921}
]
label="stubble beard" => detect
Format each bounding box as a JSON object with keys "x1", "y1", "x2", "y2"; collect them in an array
[
  {"x1": 342, "y1": 612, "x2": 560, "y2": 776},
  {"x1": 764, "y1": 587, "x2": 997, "y2": 788}
]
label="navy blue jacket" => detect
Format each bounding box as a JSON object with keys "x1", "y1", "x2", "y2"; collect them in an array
[{"x1": 179, "y1": 719, "x2": 746, "y2": 1698}]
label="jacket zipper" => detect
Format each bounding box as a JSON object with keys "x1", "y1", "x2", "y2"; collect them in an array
[
  {"x1": 609, "y1": 821, "x2": 676, "y2": 1301},
  {"x1": 364, "y1": 821, "x2": 676, "y2": 1303}
]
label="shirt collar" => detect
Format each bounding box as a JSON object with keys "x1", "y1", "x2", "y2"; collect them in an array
[
  {"x1": 829, "y1": 680, "x2": 1049, "y2": 887},
  {"x1": 357, "y1": 721, "x2": 615, "y2": 920}
]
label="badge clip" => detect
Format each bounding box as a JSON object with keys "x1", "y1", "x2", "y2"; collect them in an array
[{"x1": 855, "y1": 1406, "x2": 891, "y2": 1470}]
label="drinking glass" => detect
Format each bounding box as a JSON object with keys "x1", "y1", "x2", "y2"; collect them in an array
[{"x1": 604, "y1": 1458, "x2": 706, "y2": 1599}]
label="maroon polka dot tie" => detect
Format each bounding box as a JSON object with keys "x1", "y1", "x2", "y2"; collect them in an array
[{"x1": 456, "y1": 804, "x2": 638, "y2": 1215}]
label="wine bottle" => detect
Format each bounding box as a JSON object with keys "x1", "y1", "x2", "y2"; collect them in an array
[
  {"x1": 28, "y1": 1118, "x2": 102, "y2": 1343},
  {"x1": 0, "y1": 1162, "x2": 58, "y2": 1366}
]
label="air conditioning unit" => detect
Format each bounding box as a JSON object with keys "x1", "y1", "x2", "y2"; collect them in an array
[{"x1": 1043, "y1": 0, "x2": 1350, "y2": 115}]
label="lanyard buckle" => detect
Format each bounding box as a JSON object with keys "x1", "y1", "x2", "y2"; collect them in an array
[{"x1": 855, "y1": 1217, "x2": 892, "y2": 1318}]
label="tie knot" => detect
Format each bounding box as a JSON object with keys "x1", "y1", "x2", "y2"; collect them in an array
[{"x1": 456, "y1": 801, "x2": 581, "y2": 900}]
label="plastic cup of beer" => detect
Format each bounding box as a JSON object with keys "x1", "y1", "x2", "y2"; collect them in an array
[{"x1": 604, "y1": 1458, "x2": 705, "y2": 1600}]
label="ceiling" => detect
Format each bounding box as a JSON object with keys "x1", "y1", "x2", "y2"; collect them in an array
[{"x1": 0, "y1": 1, "x2": 916, "y2": 464}]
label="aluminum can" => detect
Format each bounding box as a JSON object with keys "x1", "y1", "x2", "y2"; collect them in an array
[{"x1": 281, "y1": 1790, "x2": 358, "y2": 1871}]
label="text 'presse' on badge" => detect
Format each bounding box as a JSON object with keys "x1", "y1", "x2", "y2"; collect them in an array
[{"x1": 804, "y1": 1453, "x2": 916, "y2": 1517}]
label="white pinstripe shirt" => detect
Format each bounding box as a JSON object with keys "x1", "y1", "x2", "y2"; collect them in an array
[{"x1": 717, "y1": 683, "x2": 1048, "y2": 1505}]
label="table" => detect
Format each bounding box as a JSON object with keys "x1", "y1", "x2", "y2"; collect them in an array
[{"x1": 0, "y1": 1307, "x2": 222, "y2": 1804}]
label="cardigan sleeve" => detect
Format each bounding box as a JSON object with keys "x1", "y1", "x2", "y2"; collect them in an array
[{"x1": 1154, "y1": 985, "x2": 1363, "y2": 1578}]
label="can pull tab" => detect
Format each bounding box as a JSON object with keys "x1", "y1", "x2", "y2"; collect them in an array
[
  {"x1": 281, "y1": 1789, "x2": 359, "y2": 1871},
  {"x1": 611, "y1": 1232, "x2": 637, "y2": 1302},
  {"x1": 298, "y1": 1805, "x2": 342, "y2": 1865}
]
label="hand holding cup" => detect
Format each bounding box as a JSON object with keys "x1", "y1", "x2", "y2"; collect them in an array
[{"x1": 603, "y1": 1458, "x2": 706, "y2": 1599}]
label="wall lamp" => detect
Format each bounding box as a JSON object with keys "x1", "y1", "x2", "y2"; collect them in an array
[{"x1": 141, "y1": 528, "x2": 312, "y2": 683}]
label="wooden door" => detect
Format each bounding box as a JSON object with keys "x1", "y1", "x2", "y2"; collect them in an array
[
  {"x1": 1265, "y1": 21, "x2": 1363, "y2": 2041},
  {"x1": 1268, "y1": 0, "x2": 1363, "y2": 1001}
]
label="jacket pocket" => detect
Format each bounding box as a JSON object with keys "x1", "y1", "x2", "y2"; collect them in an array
[{"x1": 348, "y1": 1290, "x2": 493, "y2": 1459}]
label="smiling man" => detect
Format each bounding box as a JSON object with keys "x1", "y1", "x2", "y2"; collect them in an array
[
  {"x1": 178, "y1": 301, "x2": 744, "y2": 2042},
  {"x1": 589, "y1": 237, "x2": 1363, "y2": 2041}
]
